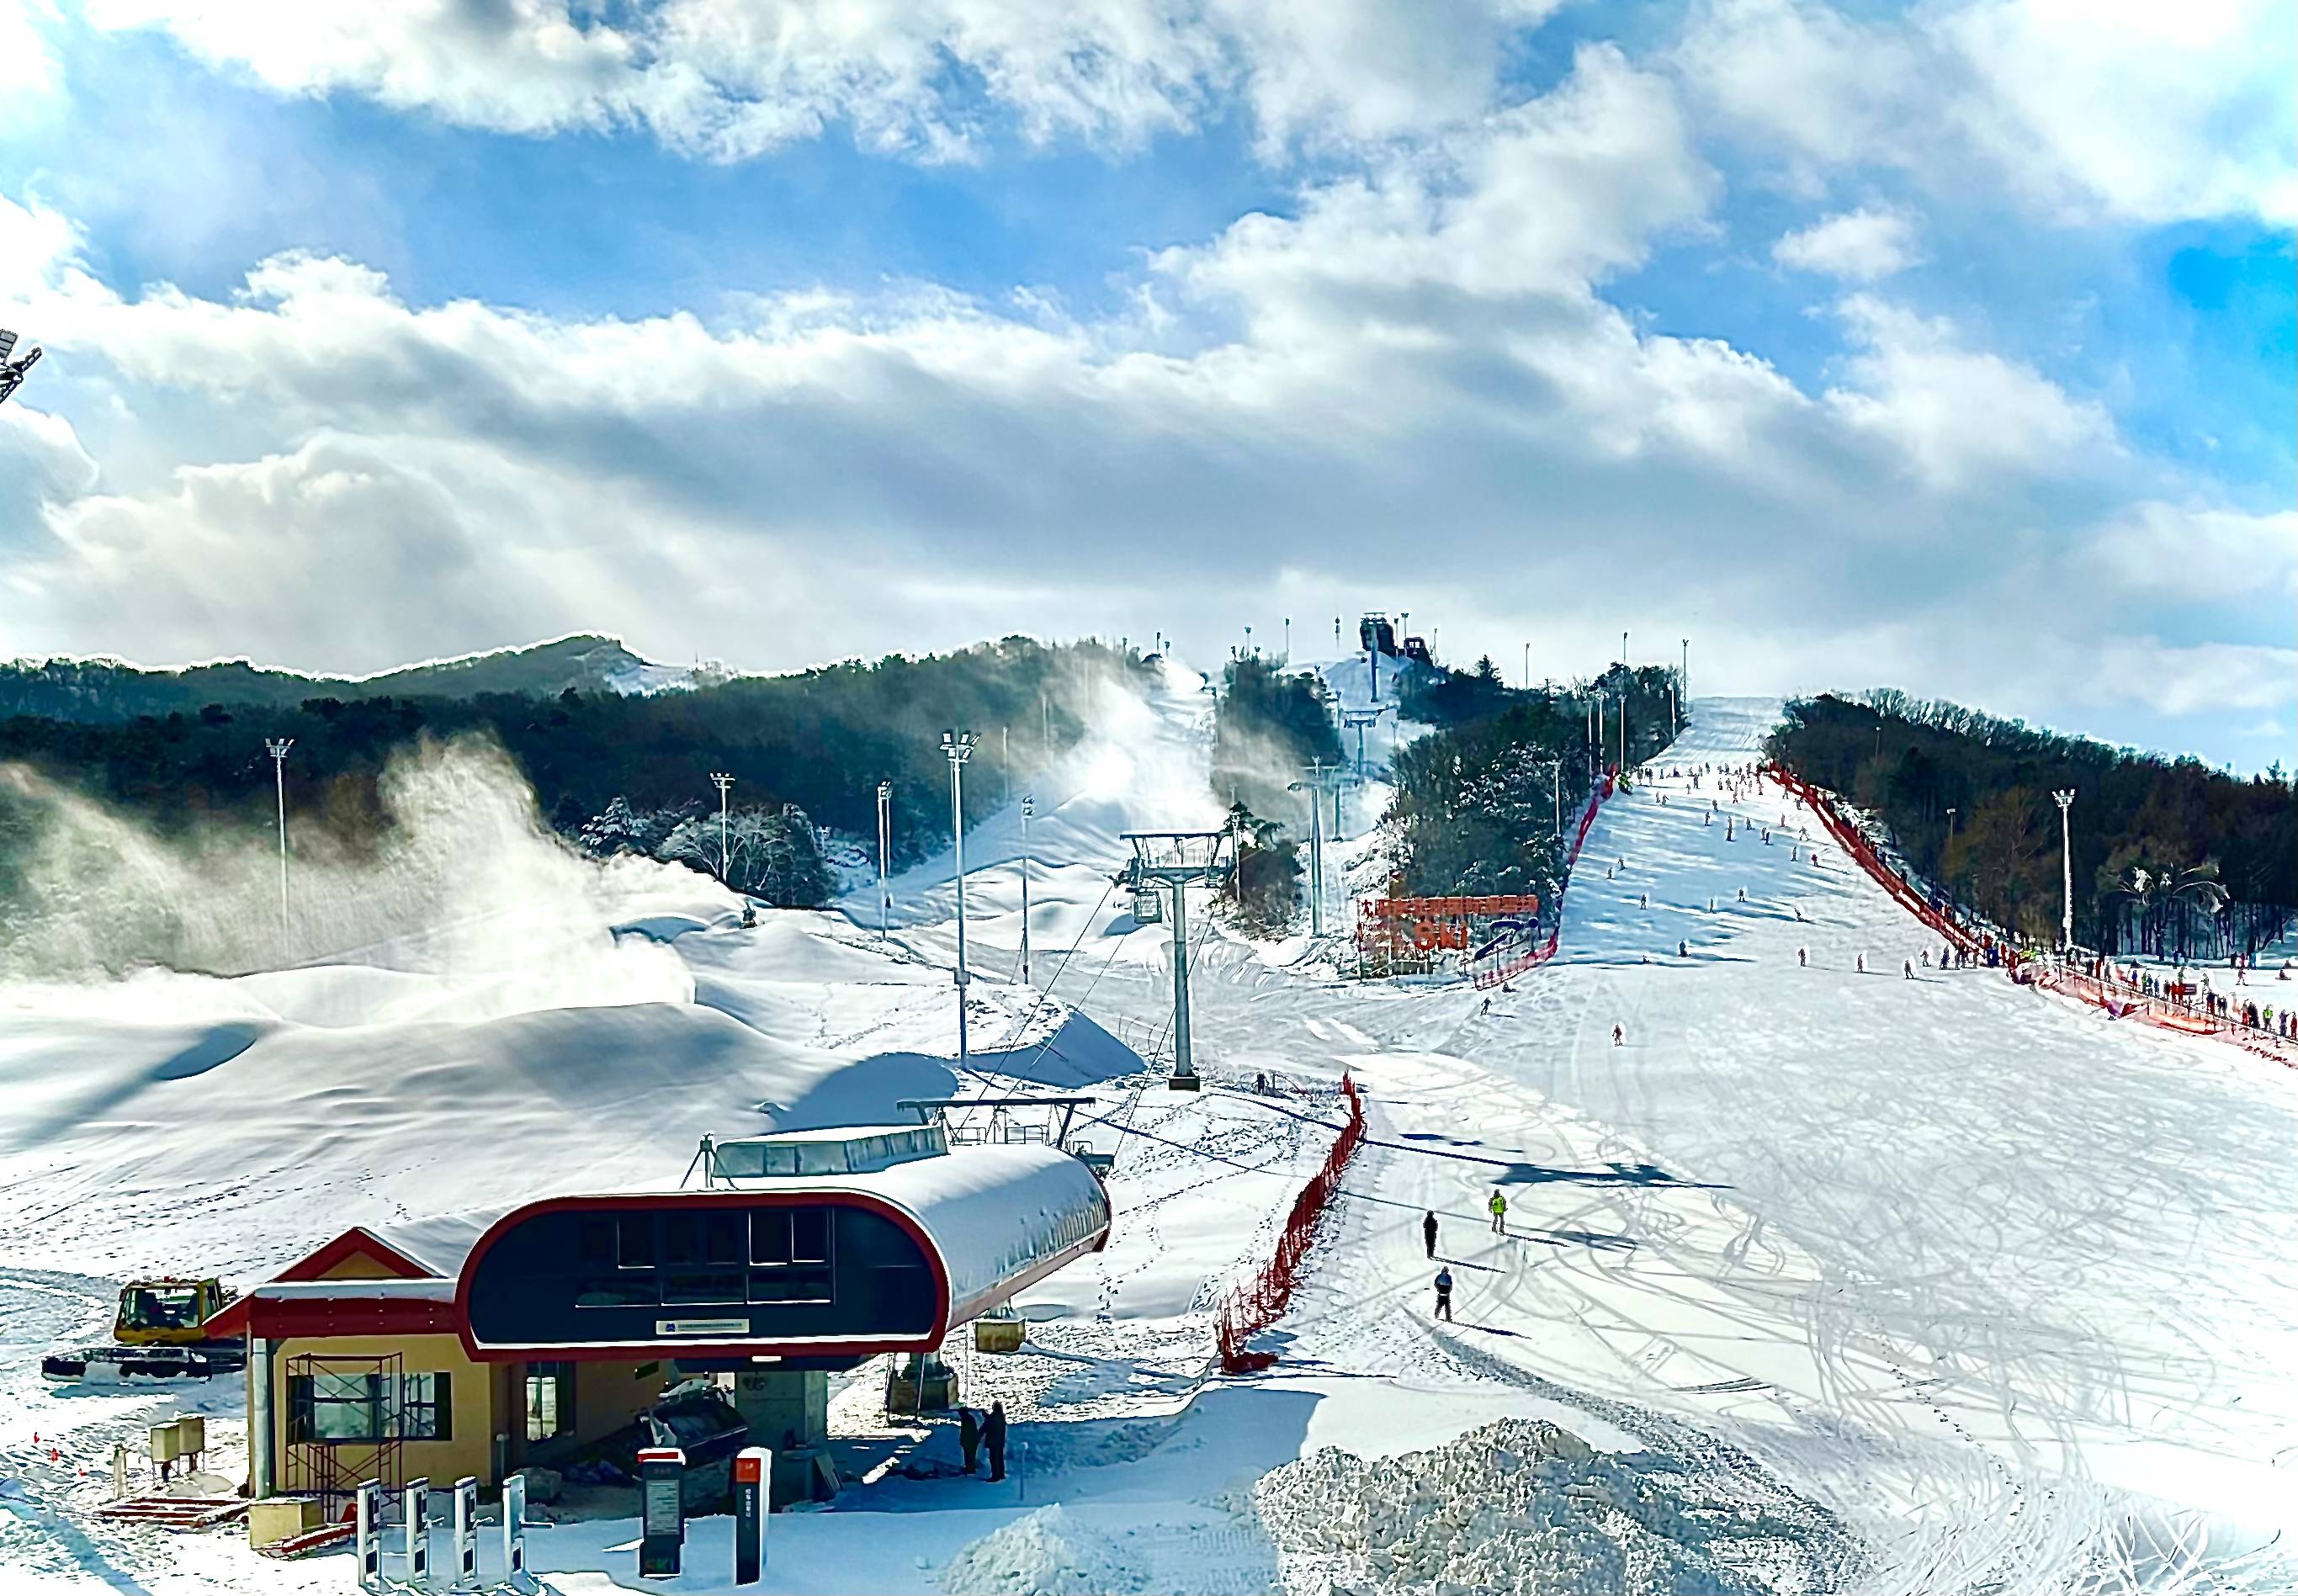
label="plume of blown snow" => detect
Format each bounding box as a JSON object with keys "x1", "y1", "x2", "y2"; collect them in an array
[{"x1": 0, "y1": 734, "x2": 708, "y2": 1024}]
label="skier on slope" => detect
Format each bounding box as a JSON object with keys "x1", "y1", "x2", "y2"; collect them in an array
[
  {"x1": 1856, "y1": 952, "x2": 1866, "y2": 973},
  {"x1": 1423, "y1": 1210, "x2": 1440, "y2": 1258},
  {"x1": 1798, "y1": 946, "x2": 1808, "y2": 967},
  {"x1": 1611, "y1": 1022, "x2": 1625, "y2": 1047},
  {"x1": 1903, "y1": 959, "x2": 1914, "y2": 979},
  {"x1": 1488, "y1": 1190, "x2": 1508, "y2": 1233},
  {"x1": 1433, "y1": 1266, "x2": 1455, "y2": 1322},
  {"x1": 1680, "y1": 941, "x2": 1690, "y2": 957}
]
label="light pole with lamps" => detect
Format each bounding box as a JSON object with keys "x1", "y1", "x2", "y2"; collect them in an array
[
  {"x1": 265, "y1": 738, "x2": 293, "y2": 953},
  {"x1": 2052, "y1": 789, "x2": 2076, "y2": 952},
  {"x1": 1019, "y1": 794, "x2": 1035, "y2": 985},
  {"x1": 942, "y1": 731, "x2": 979, "y2": 1067},
  {"x1": 709, "y1": 772, "x2": 734, "y2": 885},
  {"x1": 876, "y1": 782, "x2": 893, "y2": 938}
]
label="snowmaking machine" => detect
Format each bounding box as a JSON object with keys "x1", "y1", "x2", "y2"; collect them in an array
[{"x1": 40, "y1": 1277, "x2": 245, "y2": 1381}]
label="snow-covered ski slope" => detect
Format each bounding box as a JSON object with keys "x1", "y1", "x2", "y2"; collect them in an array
[
  {"x1": 1069, "y1": 694, "x2": 2295, "y2": 1594},
  {"x1": 4, "y1": 678, "x2": 2294, "y2": 1595}
]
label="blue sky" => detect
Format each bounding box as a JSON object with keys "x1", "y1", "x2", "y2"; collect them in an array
[{"x1": 0, "y1": 0, "x2": 2290, "y2": 769}]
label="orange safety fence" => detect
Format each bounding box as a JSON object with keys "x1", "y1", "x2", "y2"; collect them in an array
[{"x1": 1214, "y1": 1074, "x2": 1367, "y2": 1374}]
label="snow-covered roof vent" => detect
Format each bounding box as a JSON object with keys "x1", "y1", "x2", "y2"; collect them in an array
[{"x1": 710, "y1": 1122, "x2": 949, "y2": 1180}]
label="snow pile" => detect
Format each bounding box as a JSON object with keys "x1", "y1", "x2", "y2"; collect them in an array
[
  {"x1": 939, "y1": 1505, "x2": 1146, "y2": 1595},
  {"x1": 1252, "y1": 1418, "x2": 1855, "y2": 1595}
]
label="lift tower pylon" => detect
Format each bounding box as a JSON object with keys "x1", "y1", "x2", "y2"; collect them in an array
[{"x1": 1122, "y1": 830, "x2": 1233, "y2": 1091}]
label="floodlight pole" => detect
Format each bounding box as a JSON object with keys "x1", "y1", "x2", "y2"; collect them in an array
[
  {"x1": 1680, "y1": 638, "x2": 1689, "y2": 706},
  {"x1": 1547, "y1": 758, "x2": 1563, "y2": 838},
  {"x1": 2053, "y1": 789, "x2": 2076, "y2": 952},
  {"x1": 710, "y1": 772, "x2": 735, "y2": 885},
  {"x1": 876, "y1": 782, "x2": 893, "y2": 938},
  {"x1": 266, "y1": 738, "x2": 293, "y2": 952},
  {"x1": 943, "y1": 731, "x2": 979, "y2": 1068},
  {"x1": 1523, "y1": 642, "x2": 1531, "y2": 691},
  {"x1": 1020, "y1": 794, "x2": 1035, "y2": 985}
]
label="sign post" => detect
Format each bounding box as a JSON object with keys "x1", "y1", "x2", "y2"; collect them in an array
[
  {"x1": 636, "y1": 1447, "x2": 686, "y2": 1579},
  {"x1": 403, "y1": 1477, "x2": 429, "y2": 1586},
  {"x1": 732, "y1": 1446, "x2": 772, "y2": 1584},
  {"x1": 353, "y1": 1480, "x2": 382, "y2": 1592},
  {"x1": 502, "y1": 1472, "x2": 528, "y2": 1585},
  {"x1": 451, "y1": 1476, "x2": 478, "y2": 1588}
]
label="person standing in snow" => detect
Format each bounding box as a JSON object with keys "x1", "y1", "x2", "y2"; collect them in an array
[
  {"x1": 1611, "y1": 1021, "x2": 1625, "y2": 1047},
  {"x1": 1903, "y1": 958, "x2": 1914, "y2": 979},
  {"x1": 1679, "y1": 941, "x2": 1689, "y2": 957},
  {"x1": 1488, "y1": 1190, "x2": 1508, "y2": 1233},
  {"x1": 1798, "y1": 946, "x2": 1808, "y2": 967},
  {"x1": 1423, "y1": 1210, "x2": 1440, "y2": 1257},
  {"x1": 984, "y1": 1402, "x2": 1008, "y2": 1482},
  {"x1": 1856, "y1": 953, "x2": 1866, "y2": 973},
  {"x1": 1433, "y1": 1266, "x2": 1455, "y2": 1322},
  {"x1": 959, "y1": 1407, "x2": 981, "y2": 1475}
]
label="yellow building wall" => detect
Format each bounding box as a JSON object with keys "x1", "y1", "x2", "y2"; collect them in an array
[
  {"x1": 313, "y1": 1254, "x2": 409, "y2": 1281},
  {"x1": 262, "y1": 1332, "x2": 506, "y2": 1489}
]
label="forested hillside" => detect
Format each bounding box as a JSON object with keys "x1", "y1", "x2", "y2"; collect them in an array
[
  {"x1": 0, "y1": 639, "x2": 1147, "y2": 910},
  {"x1": 1767, "y1": 692, "x2": 2295, "y2": 957},
  {"x1": 1386, "y1": 659, "x2": 1677, "y2": 899}
]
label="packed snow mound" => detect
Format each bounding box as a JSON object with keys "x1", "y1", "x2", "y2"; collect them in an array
[
  {"x1": 1252, "y1": 1418, "x2": 1860, "y2": 1596},
  {"x1": 940, "y1": 1505, "x2": 1146, "y2": 1596}
]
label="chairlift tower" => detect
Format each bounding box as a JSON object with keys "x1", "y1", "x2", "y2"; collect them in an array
[
  {"x1": 1122, "y1": 830, "x2": 1232, "y2": 1091},
  {"x1": 1339, "y1": 705, "x2": 1388, "y2": 781},
  {"x1": 1289, "y1": 761, "x2": 1351, "y2": 937},
  {"x1": 0, "y1": 329, "x2": 42, "y2": 408}
]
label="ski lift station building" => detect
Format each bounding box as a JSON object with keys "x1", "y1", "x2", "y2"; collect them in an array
[{"x1": 207, "y1": 1123, "x2": 1110, "y2": 1508}]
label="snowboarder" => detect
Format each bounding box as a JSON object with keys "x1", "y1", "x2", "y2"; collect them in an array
[
  {"x1": 1433, "y1": 1266, "x2": 1455, "y2": 1322},
  {"x1": 959, "y1": 1407, "x2": 981, "y2": 1475},
  {"x1": 1798, "y1": 946, "x2": 1807, "y2": 967},
  {"x1": 1856, "y1": 953, "x2": 1865, "y2": 973},
  {"x1": 1903, "y1": 959, "x2": 1914, "y2": 980},
  {"x1": 1424, "y1": 1210, "x2": 1440, "y2": 1258},
  {"x1": 1488, "y1": 1190, "x2": 1508, "y2": 1233},
  {"x1": 1479, "y1": 997, "x2": 1491, "y2": 1015},
  {"x1": 1793, "y1": 904, "x2": 1803, "y2": 920},
  {"x1": 984, "y1": 1402, "x2": 1008, "y2": 1482},
  {"x1": 1611, "y1": 1021, "x2": 1625, "y2": 1047},
  {"x1": 1737, "y1": 887, "x2": 1746, "y2": 900},
  {"x1": 1922, "y1": 948, "x2": 1931, "y2": 968},
  {"x1": 1640, "y1": 893, "x2": 1648, "y2": 907},
  {"x1": 1679, "y1": 941, "x2": 1689, "y2": 957}
]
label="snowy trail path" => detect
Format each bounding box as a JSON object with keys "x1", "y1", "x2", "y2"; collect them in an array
[{"x1": 1081, "y1": 698, "x2": 2298, "y2": 1593}]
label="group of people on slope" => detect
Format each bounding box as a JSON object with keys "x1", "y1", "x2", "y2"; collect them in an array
[{"x1": 1423, "y1": 1190, "x2": 1515, "y2": 1322}]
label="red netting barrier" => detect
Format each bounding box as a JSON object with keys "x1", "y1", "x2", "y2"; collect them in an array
[
  {"x1": 1768, "y1": 765, "x2": 1987, "y2": 958},
  {"x1": 1771, "y1": 763, "x2": 2298, "y2": 1068},
  {"x1": 1214, "y1": 1074, "x2": 1367, "y2": 1374}
]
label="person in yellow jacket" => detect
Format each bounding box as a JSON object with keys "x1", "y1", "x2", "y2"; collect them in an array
[{"x1": 1488, "y1": 1190, "x2": 1508, "y2": 1234}]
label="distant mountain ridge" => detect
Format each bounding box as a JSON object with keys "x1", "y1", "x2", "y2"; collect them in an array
[{"x1": 0, "y1": 634, "x2": 732, "y2": 722}]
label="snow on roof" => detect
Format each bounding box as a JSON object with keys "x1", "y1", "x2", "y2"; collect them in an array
[{"x1": 820, "y1": 1142, "x2": 1109, "y2": 1312}]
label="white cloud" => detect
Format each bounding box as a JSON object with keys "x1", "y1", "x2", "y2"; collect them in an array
[
  {"x1": 2090, "y1": 502, "x2": 2298, "y2": 604},
  {"x1": 0, "y1": 45, "x2": 2272, "y2": 759},
  {"x1": 76, "y1": 0, "x2": 1560, "y2": 162},
  {"x1": 1822, "y1": 294, "x2": 2116, "y2": 489},
  {"x1": 1773, "y1": 207, "x2": 1921, "y2": 281},
  {"x1": 1677, "y1": 0, "x2": 2296, "y2": 225},
  {"x1": 0, "y1": 0, "x2": 65, "y2": 136}
]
